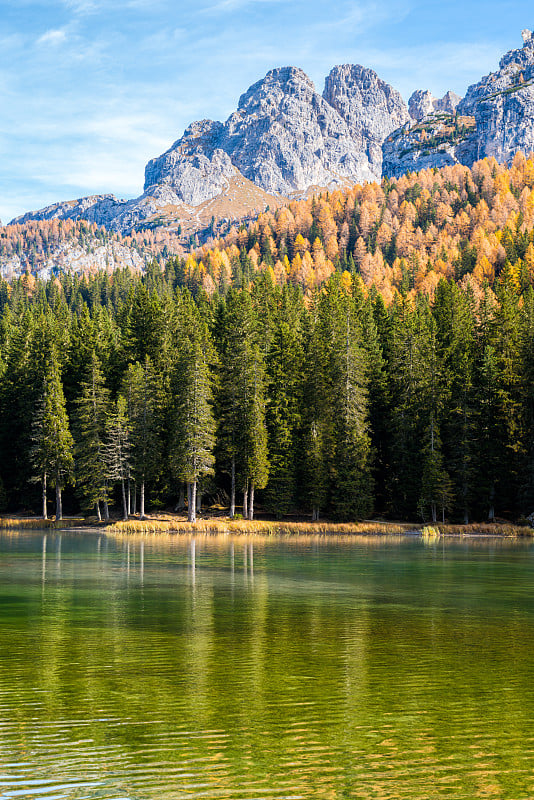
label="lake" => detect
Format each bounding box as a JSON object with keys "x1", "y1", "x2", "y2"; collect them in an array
[{"x1": 1, "y1": 530, "x2": 534, "y2": 799}]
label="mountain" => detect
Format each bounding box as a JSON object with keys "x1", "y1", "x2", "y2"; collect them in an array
[
  {"x1": 12, "y1": 64, "x2": 409, "y2": 236},
  {"x1": 0, "y1": 218, "x2": 181, "y2": 281},
  {"x1": 11, "y1": 29, "x2": 534, "y2": 240},
  {"x1": 383, "y1": 29, "x2": 534, "y2": 177}
]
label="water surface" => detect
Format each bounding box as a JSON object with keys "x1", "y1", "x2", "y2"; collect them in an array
[{"x1": 1, "y1": 531, "x2": 534, "y2": 799}]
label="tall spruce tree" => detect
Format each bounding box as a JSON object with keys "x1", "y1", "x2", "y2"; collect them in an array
[
  {"x1": 122, "y1": 357, "x2": 164, "y2": 518},
  {"x1": 74, "y1": 352, "x2": 111, "y2": 520},
  {"x1": 105, "y1": 395, "x2": 131, "y2": 521},
  {"x1": 30, "y1": 353, "x2": 74, "y2": 520},
  {"x1": 169, "y1": 315, "x2": 216, "y2": 522},
  {"x1": 325, "y1": 281, "x2": 373, "y2": 520},
  {"x1": 218, "y1": 289, "x2": 269, "y2": 520}
]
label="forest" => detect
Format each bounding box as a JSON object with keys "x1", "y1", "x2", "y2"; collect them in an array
[{"x1": 2, "y1": 154, "x2": 534, "y2": 524}]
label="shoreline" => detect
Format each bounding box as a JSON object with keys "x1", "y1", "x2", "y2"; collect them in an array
[{"x1": 0, "y1": 515, "x2": 532, "y2": 539}]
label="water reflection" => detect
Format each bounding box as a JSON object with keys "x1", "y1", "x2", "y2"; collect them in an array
[{"x1": 0, "y1": 531, "x2": 534, "y2": 799}]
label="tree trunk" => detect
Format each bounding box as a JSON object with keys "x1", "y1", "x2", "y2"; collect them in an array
[
  {"x1": 312, "y1": 506, "x2": 319, "y2": 521},
  {"x1": 189, "y1": 481, "x2": 197, "y2": 523},
  {"x1": 121, "y1": 478, "x2": 128, "y2": 521},
  {"x1": 140, "y1": 481, "x2": 145, "y2": 520},
  {"x1": 96, "y1": 502, "x2": 101, "y2": 522},
  {"x1": 230, "y1": 457, "x2": 236, "y2": 519},
  {"x1": 103, "y1": 498, "x2": 109, "y2": 522},
  {"x1": 42, "y1": 472, "x2": 48, "y2": 520},
  {"x1": 431, "y1": 503, "x2": 437, "y2": 523},
  {"x1": 55, "y1": 472, "x2": 62, "y2": 521},
  {"x1": 248, "y1": 483, "x2": 254, "y2": 521},
  {"x1": 243, "y1": 479, "x2": 248, "y2": 519},
  {"x1": 127, "y1": 477, "x2": 131, "y2": 515},
  {"x1": 133, "y1": 483, "x2": 137, "y2": 515},
  {"x1": 489, "y1": 486, "x2": 495, "y2": 522}
]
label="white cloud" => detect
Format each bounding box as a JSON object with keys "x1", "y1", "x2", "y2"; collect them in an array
[
  {"x1": 202, "y1": 0, "x2": 287, "y2": 13},
  {"x1": 37, "y1": 29, "x2": 68, "y2": 46}
]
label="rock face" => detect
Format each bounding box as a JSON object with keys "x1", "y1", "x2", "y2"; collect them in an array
[
  {"x1": 382, "y1": 116, "x2": 477, "y2": 178},
  {"x1": 408, "y1": 89, "x2": 461, "y2": 121},
  {"x1": 436, "y1": 90, "x2": 462, "y2": 115},
  {"x1": 12, "y1": 31, "x2": 534, "y2": 236},
  {"x1": 146, "y1": 66, "x2": 406, "y2": 197},
  {"x1": 14, "y1": 64, "x2": 409, "y2": 232},
  {"x1": 457, "y1": 30, "x2": 534, "y2": 162},
  {"x1": 323, "y1": 64, "x2": 410, "y2": 177},
  {"x1": 224, "y1": 66, "x2": 378, "y2": 191},
  {"x1": 144, "y1": 120, "x2": 234, "y2": 205}
]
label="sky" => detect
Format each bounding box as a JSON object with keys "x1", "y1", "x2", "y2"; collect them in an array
[{"x1": 0, "y1": 0, "x2": 532, "y2": 223}]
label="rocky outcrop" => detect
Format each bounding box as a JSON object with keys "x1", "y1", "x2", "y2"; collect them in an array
[
  {"x1": 436, "y1": 90, "x2": 462, "y2": 115},
  {"x1": 457, "y1": 29, "x2": 534, "y2": 162},
  {"x1": 13, "y1": 194, "x2": 127, "y2": 228},
  {"x1": 146, "y1": 66, "x2": 395, "y2": 196},
  {"x1": 382, "y1": 115, "x2": 477, "y2": 178},
  {"x1": 408, "y1": 89, "x2": 461, "y2": 121},
  {"x1": 224, "y1": 66, "x2": 378, "y2": 191},
  {"x1": 323, "y1": 64, "x2": 410, "y2": 177},
  {"x1": 144, "y1": 121, "x2": 234, "y2": 205},
  {"x1": 14, "y1": 64, "x2": 408, "y2": 232},
  {"x1": 12, "y1": 31, "x2": 534, "y2": 235}
]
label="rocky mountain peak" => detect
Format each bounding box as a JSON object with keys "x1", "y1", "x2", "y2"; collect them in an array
[
  {"x1": 237, "y1": 66, "x2": 316, "y2": 110},
  {"x1": 408, "y1": 89, "x2": 462, "y2": 121},
  {"x1": 408, "y1": 90, "x2": 436, "y2": 121},
  {"x1": 323, "y1": 64, "x2": 409, "y2": 175}
]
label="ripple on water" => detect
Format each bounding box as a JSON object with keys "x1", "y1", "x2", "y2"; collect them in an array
[{"x1": 2, "y1": 533, "x2": 534, "y2": 799}]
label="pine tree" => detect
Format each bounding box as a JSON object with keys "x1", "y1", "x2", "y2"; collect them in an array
[
  {"x1": 300, "y1": 292, "x2": 331, "y2": 520},
  {"x1": 169, "y1": 317, "x2": 216, "y2": 522},
  {"x1": 105, "y1": 395, "x2": 131, "y2": 520},
  {"x1": 74, "y1": 352, "x2": 111, "y2": 520},
  {"x1": 326, "y1": 281, "x2": 373, "y2": 520},
  {"x1": 264, "y1": 287, "x2": 304, "y2": 517},
  {"x1": 30, "y1": 355, "x2": 74, "y2": 520},
  {"x1": 218, "y1": 289, "x2": 269, "y2": 519},
  {"x1": 122, "y1": 357, "x2": 164, "y2": 518}
]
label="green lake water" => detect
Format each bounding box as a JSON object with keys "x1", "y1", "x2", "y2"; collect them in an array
[{"x1": 1, "y1": 531, "x2": 534, "y2": 799}]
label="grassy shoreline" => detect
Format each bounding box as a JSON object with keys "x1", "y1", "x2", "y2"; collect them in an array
[{"x1": 0, "y1": 514, "x2": 532, "y2": 538}]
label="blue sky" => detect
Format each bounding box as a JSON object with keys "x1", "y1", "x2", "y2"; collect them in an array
[{"x1": 0, "y1": 0, "x2": 532, "y2": 223}]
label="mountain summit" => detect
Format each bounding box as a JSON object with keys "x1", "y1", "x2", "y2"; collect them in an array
[{"x1": 12, "y1": 30, "x2": 534, "y2": 236}]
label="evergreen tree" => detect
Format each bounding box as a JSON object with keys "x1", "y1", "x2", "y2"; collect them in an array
[
  {"x1": 326, "y1": 282, "x2": 373, "y2": 520},
  {"x1": 122, "y1": 357, "x2": 164, "y2": 518},
  {"x1": 105, "y1": 395, "x2": 131, "y2": 520},
  {"x1": 74, "y1": 352, "x2": 111, "y2": 520},
  {"x1": 30, "y1": 354, "x2": 74, "y2": 520},
  {"x1": 169, "y1": 317, "x2": 216, "y2": 522},
  {"x1": 218, "y1": 289, "x2": 269, "y2": 519}
]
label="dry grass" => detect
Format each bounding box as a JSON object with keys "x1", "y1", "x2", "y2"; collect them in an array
[
  {"x1": 107, "y1": 516, "x2": 415, "y2": 537},
  {"x1": 437, "y1": 523, "x2": 533, "y2": 537},
  {"x1": 0, "y1": 517, "x2": 86, "y2": 530}
]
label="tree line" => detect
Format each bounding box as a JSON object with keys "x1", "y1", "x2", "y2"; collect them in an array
[{"x1": 0, "y1": 260, "x2": 534, "y2": 525}]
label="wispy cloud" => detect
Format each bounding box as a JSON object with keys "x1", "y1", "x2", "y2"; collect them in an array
[
  {"x1": 203, "y1": 0, "x2": 287, "y2": 12},
  {"x1": 0, "y1": 0, "x2": 527, "y2": 223},
  {"x1": 37, "y1": 28, "x2": 68, "y2": 46}
]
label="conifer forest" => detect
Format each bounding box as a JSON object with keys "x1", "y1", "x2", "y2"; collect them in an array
[{"x1": 3, "y1": 156, "x2": 534, "y2": 524}]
